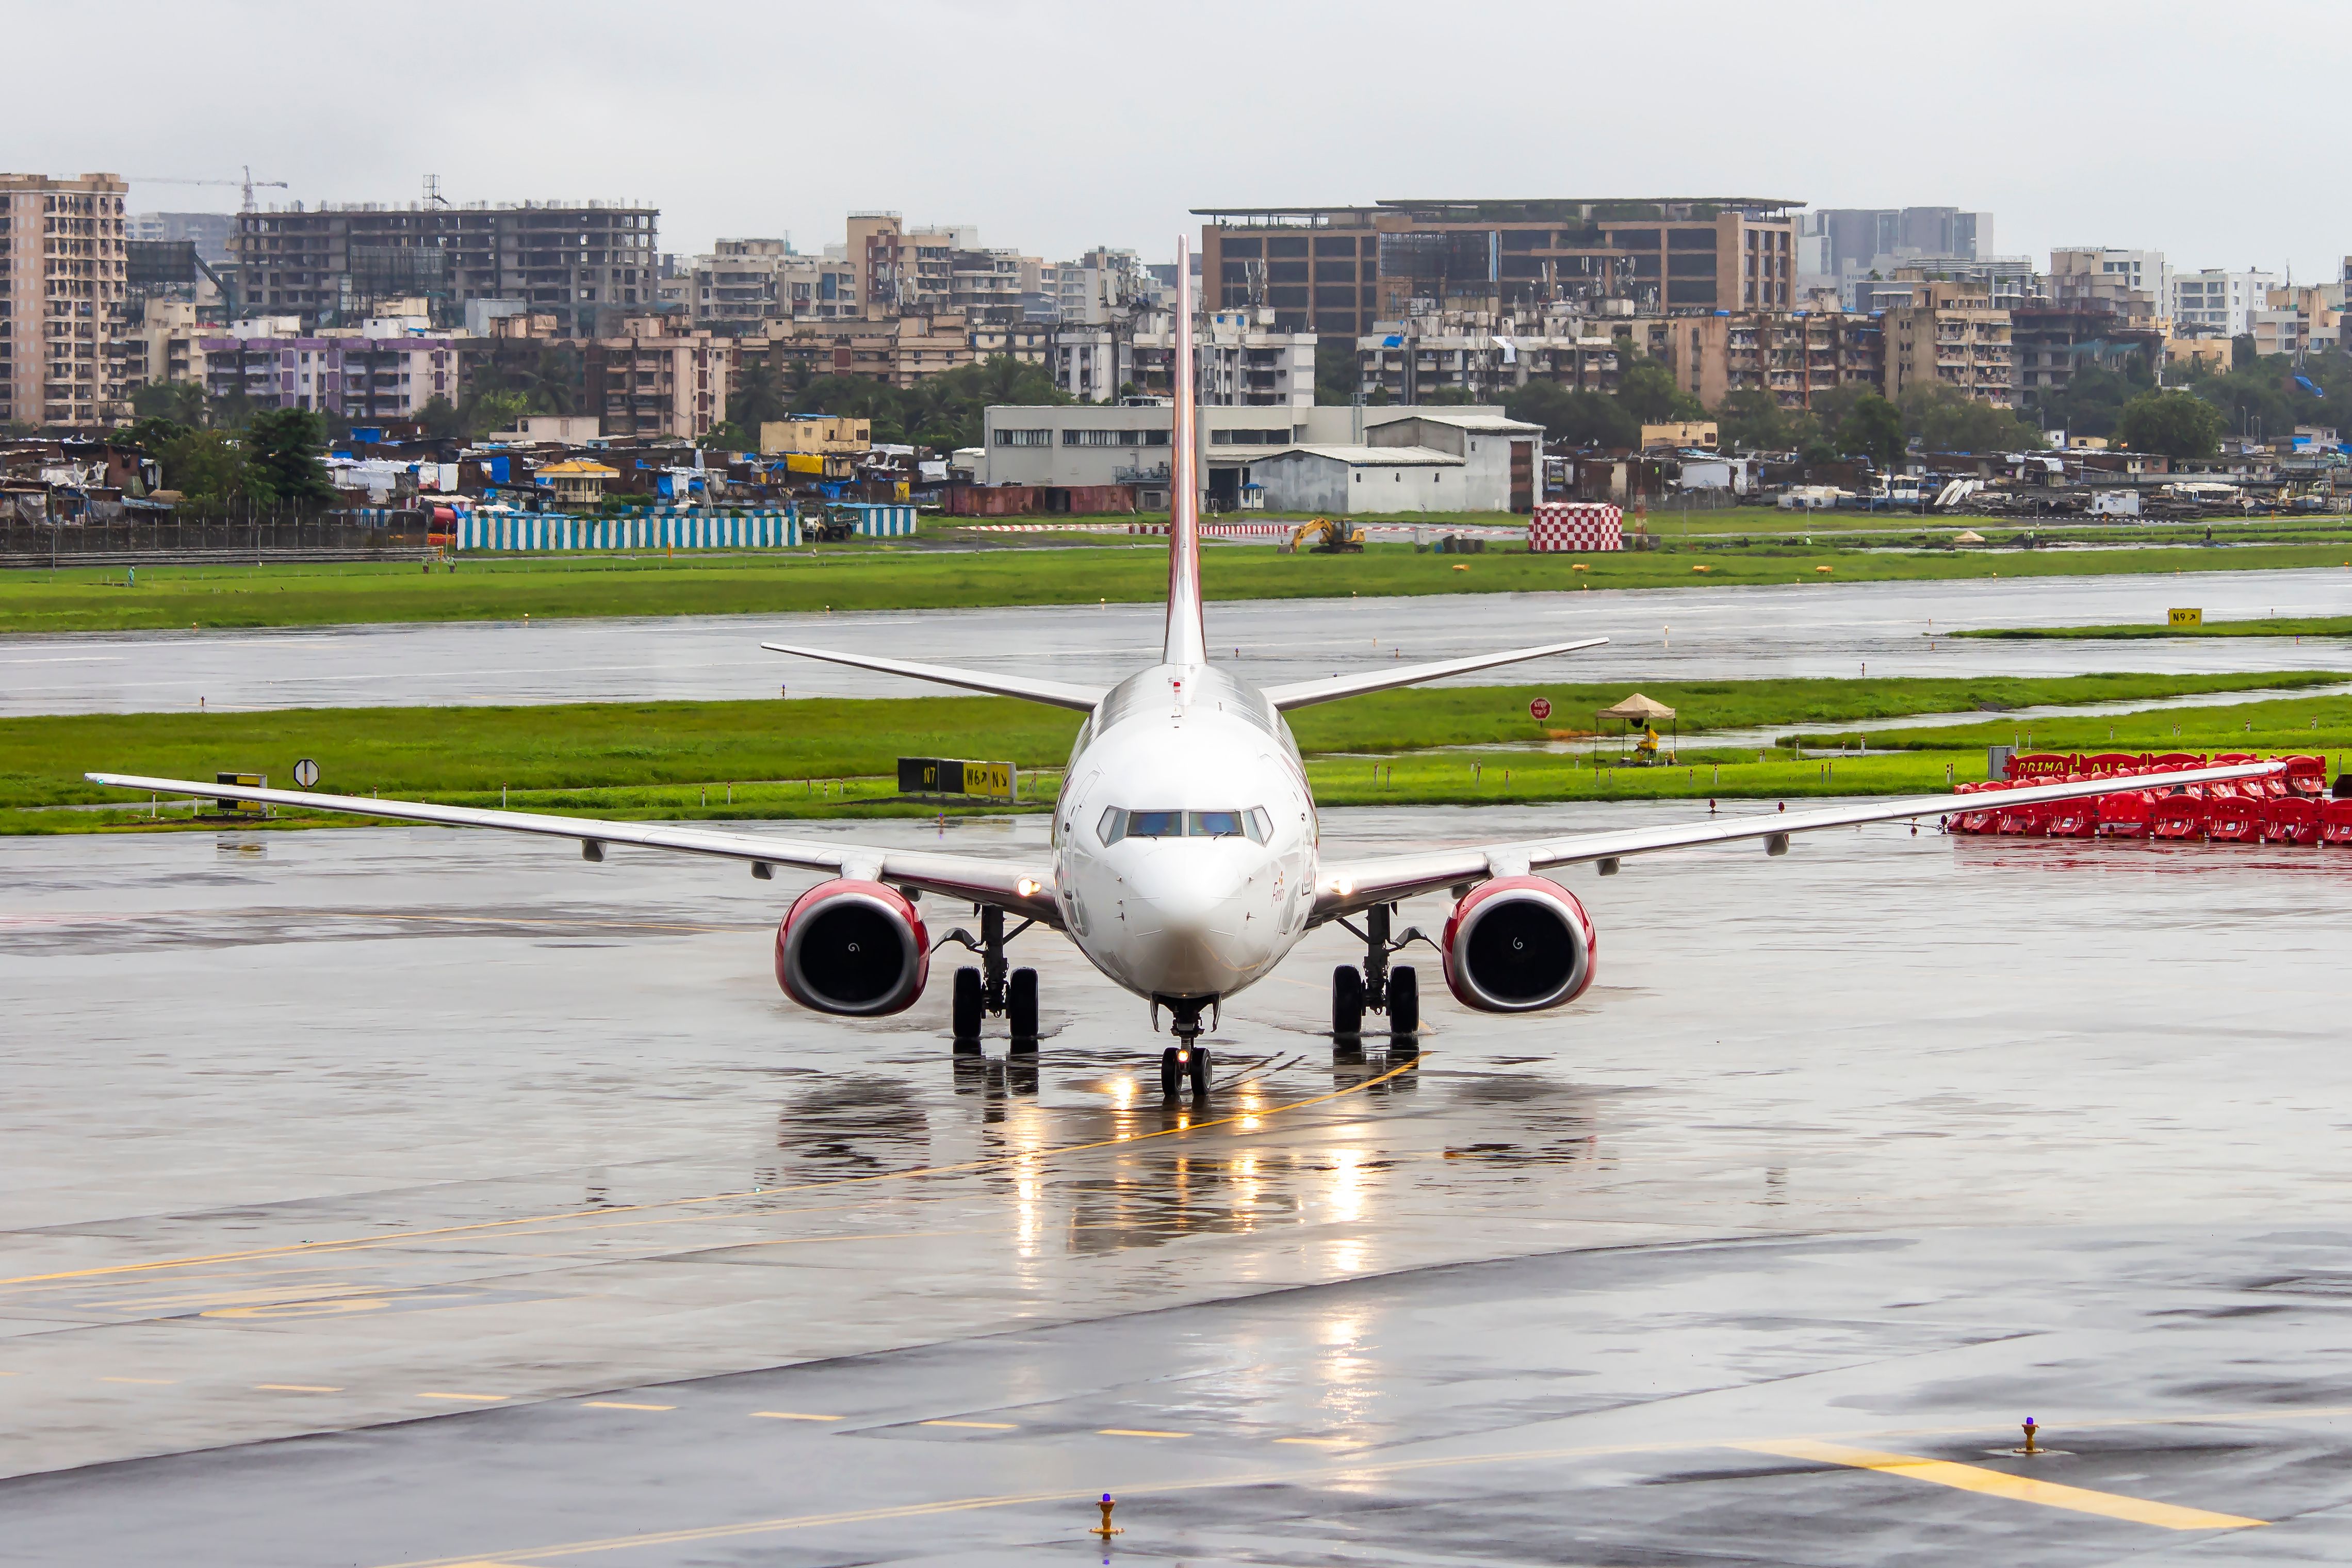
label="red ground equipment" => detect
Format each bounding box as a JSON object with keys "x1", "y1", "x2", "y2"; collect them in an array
[{"x1": 1943, "y1": 752, "x2": 2335, "y2": 849}]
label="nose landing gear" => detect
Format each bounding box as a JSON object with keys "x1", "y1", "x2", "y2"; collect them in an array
[
  {"x1": 1154, "y1": 997, "x2": 1213, "y2": 1099},
  {"x1": 938, "y1": 904, "x2": 1039, "y2": 1055},
  {"x1": 1331, "y1": 902, "x2": 1429, "y2": 1050}
]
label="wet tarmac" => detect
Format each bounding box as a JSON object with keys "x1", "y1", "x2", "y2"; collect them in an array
[
  {"x1": 5, "y1": 804, "x2": 2351, "y2": 1562},
  {"x1": 6, "y1": 565, "x2": 2350, "y2": 714}
]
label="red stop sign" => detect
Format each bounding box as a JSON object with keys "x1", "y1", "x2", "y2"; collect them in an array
[{"x1": 1529, "y1": 697, "x2": 1553, "y2": 722}]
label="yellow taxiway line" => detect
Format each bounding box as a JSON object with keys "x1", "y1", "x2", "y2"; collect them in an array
[
  {"x1": 371, "y1": 1410, "x2": 2283, "y2": 1567},
  {"x1": 1735, "y1": 1437, "x2": 2266, "y2": 1530}
]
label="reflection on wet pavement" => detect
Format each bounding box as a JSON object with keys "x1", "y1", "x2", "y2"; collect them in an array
[{"x1": 4, "y1": 805, "x2": 2350, "y2": 1561}]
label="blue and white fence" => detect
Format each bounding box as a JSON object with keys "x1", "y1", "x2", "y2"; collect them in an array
[
  {"x1": 455, "y1": 510, "x2": 801, "y2": 551},
  {"x1": 838, "y1": 503, "x2": 918, "y2": 537}
]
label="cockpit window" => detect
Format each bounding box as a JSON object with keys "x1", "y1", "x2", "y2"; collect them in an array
[{"x1": 1098, "y1": 808, "x2": 1269, "y2": 844}]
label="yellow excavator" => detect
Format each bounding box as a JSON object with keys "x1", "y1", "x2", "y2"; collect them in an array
[{"x1": 1287, "y1": 516, "x2": 1365, "y2": 553}]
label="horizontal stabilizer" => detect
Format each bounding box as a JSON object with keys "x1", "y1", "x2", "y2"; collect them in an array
[
  {"x1": 1261, "y1": 637, "x2": 1608, "y2": 711},
  {"x1": 762, "y1": 643, "x2": 1103, "y2": 711}
]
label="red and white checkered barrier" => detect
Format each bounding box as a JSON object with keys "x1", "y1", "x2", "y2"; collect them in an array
[
  {"x1": 1128, "y1": 522, "x2": 1295, "y2": 538},
  {"x1": 1528, "y1": 503, "x2": 1622, "y2": 553}
]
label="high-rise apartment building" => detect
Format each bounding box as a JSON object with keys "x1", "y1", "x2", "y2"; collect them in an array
[
  {"x1": 2046, "y1": 249, "x2": 2168, "y2": 325},
  {"x1": 200, "y1": 315, "x2": 460, "y2": 419},
  {"x1": 666, "y1": 239, "x2": 860, "y2": 325},
  {"x1": 1664, "y1": 309, "x2": 1886, "y2": 410},
  {"x1": 1038, "y1": 248, "x2": 1165, "y2": 325},
  {"x1": 1796, "y1": 207, "x2": 1992, "y2": 287},
  {"x1": 229, "y1": 200, "x2": 658, "y2": 333},
  {"x1": 1, "y1": 173, "x2": 130, "y2": 426},
  {"x1": 2170, "y1": 268, "x2": 2279, "y2": 338},
  {"x1": 585, "y1": 318, "x2": 729, "y2": 439},
  {"x1": 1195, "y1": 198, "x2": 1800, "y2": 342},
  {"x1": 1882, "y1": 280, "x2": 2014, "y2": 407},
  {"x1": 128, "y1": 212, "x2": 234, "y2": 265},
  {"x1": 844, "y1": 213, "x2": 969, "y2": 320}
]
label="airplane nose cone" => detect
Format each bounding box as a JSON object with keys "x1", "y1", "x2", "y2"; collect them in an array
[
  {"x1": 1118, "y1": 849, "x2": 1259, "y2": 993},
  {"x1": 1126, "y1": 852, "x2": 1248, "y2": 930}
]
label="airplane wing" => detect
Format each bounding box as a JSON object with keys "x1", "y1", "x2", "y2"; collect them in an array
[
  {"x1": 84, "y1": 773, "x2": 1061, "y2": 925},
  {"x1": 763, "y1": 642, "x2": 1104, "y2": 712},
  {"x1": 1311, "y1": 760, "x2": 2284, "y2": 920},
  {"x1": 1261, "y1": 638, "x2": 1608, "y2": 711}
]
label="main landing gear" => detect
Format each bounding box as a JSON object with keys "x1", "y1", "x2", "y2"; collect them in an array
[
  {"x1": 940, "y1": 905, "x2": 1038, "y2": 1055},
  {"x1": 1155, "y1": 997, "x2": 1213, "y2": 1100},
  {"x1": 1331, "y1": 902, "x2": 1428, "y2": 1049}
]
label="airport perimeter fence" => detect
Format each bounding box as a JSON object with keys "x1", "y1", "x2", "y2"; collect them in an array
[{"x1": 0, "y1": 519, "x2": 437, "y2": 566}]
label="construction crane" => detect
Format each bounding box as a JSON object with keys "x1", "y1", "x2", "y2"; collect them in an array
[{"x1": 128, "y1": 166, "x2": 288, "y2": 212}]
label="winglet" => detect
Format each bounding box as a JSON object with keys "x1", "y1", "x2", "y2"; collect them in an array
[{"x1": 1164, "y1": 232, "x2": 1206, "y2": 669}]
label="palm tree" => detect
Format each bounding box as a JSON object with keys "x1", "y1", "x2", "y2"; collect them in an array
[
  {"x1": 511, "y1": 346, "x2": 581, "y2": 416},
  {"x1": 732, "y1": 360, "x2": 789, "y2": 430}
]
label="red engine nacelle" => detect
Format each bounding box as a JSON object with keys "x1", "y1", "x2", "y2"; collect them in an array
[
  {"x1": 774, "y1": 879, "x2": 929, "y2": 1017},
  {"x1": 1440, "y1": 875, "x2": 1596, "y2": 1013}
]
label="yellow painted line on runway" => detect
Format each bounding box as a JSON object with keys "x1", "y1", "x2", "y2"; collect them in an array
[
  {"x1": 372, "y1": 1407, "x2": 2286, "y2": 1567},
  {"x1": 581, "y1": 1401, "x2": 675, "y2": 1412},
  {"x1": 921, "y1": 1419, "x2": 1017, "y2": 1430},
  {"x1": 333, "y1": 912, "x2": 743, "y2": 936},
  {"x1": 751, "y1": 1411, "x2": 841, "y2": 1422},
  {"x1": 3, "y1": 1055, "x2": 1425, "y2": 1288},
  {"x1": 1098, "y1": 1428, "x2": 1190, "y2": 1439},
  {"x1": 257, "y1": 1383, "x2": 344, "y2": 1393},
  {"x1": 97, "y1": 1376, "x2": 177, "y2": 1385},
  {"x1": 418, "y1": 1392, "x2": 509, "y2": 1404},
  {"x1": 1734, "y1": 1438, "x2": 2266, "y2": 1530}
]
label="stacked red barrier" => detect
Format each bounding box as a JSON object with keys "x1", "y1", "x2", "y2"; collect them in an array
[{"x1": 1943, "y1": 752, "x2": 2340, "y2": 844}]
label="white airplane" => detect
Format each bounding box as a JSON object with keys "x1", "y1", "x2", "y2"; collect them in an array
[{"x1": 92, "y1": 240, "x2": 2280, "y2": 1099}]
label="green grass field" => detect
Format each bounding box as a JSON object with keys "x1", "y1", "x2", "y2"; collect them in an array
[
  {"x1": 1958, "y1": 616, "x2": 2352, "y2": 641},
  {"x1": 15, "y1": 672, "x2": 2341, "y2": 834},
  {"x1": 9, "y1": 531, "x2": 2352, "y2": 635}
]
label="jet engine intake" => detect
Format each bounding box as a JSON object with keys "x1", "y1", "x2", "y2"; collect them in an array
[
  {"x1": 775, "y1": 879, "x2": 929, "y2": 1016},
  {"x1": 1441, "y1": 875, "x2": 1595, "y2": 1012}
]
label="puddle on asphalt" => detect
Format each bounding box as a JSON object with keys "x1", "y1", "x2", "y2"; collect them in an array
[{"x1": 767, "y1": 1074, "x2": 930, "y2": 1175}]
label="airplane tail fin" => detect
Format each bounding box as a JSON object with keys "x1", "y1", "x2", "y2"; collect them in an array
[{"x1": 1163, "y1": 233, "x2": 1206, "y2": 669}]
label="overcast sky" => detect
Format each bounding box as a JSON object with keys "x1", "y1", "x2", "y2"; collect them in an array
[{"x1": 15, "y1": 0, "x2": 2341, "y2": 283}]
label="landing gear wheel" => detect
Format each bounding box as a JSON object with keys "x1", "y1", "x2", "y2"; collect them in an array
[
  {"x1": 1388, "y1": 965, "x2": 1419, "y2": 1038},
  {"x1": 1332, "y1": 965, "x2": 1364, "y2": 1038},
  {"x1": 1006, "y1": 967, "x2": 1039, "y2": 1052},
  {"x1": 951, "y1": 966, "x2": 984, "y2": 1048},
  {"x1": 1187, "y1": 1043, "x2": 1211, "y2": 1097},
  {"x1": 1159, "y1": 1046, "x2": 1181, "y2": 1099}
]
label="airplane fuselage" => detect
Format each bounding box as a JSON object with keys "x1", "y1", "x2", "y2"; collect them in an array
[{"x1": 1050, "y1": 663, "x2": 1318, "y2": 1004}]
